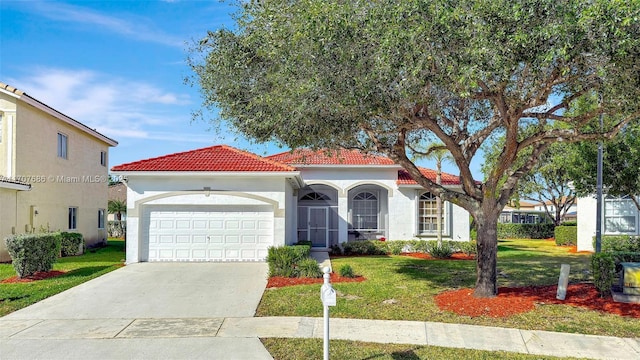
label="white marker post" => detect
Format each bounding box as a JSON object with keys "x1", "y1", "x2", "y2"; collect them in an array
[
  {"x1": 320, "y1": 266, "x2": 336, "y2": 360},
  {"x1": 556, "y1": 264, "x2": 570, "y2": 300}
]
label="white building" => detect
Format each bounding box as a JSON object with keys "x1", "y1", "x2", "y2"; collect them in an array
[{"x1": 112, "y1": 146, "x2": 470, "y2": 263}]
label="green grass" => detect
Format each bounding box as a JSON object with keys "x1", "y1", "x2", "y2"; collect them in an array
[
  {"x1": 0, "y1": 239, "x2": 125, "y2": 317},
  {"x1": 257, "y1": 239, "x2": 640, "y2": 338},
  {"x1": 261, "y1": 338, "x2": 587, "y2": 360}
]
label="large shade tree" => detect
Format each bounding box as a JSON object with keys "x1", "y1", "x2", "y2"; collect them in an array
[{"x1": 189, "y1": 0, "x2": 640, "y2": 297}]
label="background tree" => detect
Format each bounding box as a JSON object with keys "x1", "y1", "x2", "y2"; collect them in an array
[
  {"x1": 414, "y1": 143, "x2": 455, "y2": 246},
  {"x1": 108, "y1": 200, "x2": 126, "y2": 221},
  {"x1": 483, "y1": 140, "x2": 576, "y2": 225},
  {"x1": 568, "y1": 123, "x2": 640, "y2": 210},
  {"x1": 189, "y1": 0, "x2": 640, "y2": 297}
]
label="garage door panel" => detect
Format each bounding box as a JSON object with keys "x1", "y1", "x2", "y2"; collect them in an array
[{"x1": 145, "y1": 206, "x2": 273, "y2": 262}]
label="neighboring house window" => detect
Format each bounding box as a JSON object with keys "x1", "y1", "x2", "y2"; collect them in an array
[
  {"x1": 98, "y1": 208, "x2": 105, "y2": 229},
  {"x1": 100, "y1": 151, "x2": 107, "y2": 166},
  {"x1": 68, "y1": 207, "x2": 78, "y2": 230},
  {"x1": 58, "y1": 133, "x2": 68, "y2": 159},
  {"x1": 352, "y1": 191, "x2": 378, "y2": 230},
  {"x1": 604, "y1": 197, "x2": 636, "y2": 233},
  {"x1": 418, "y1": 192, "x2": 447, "y2": 234}
]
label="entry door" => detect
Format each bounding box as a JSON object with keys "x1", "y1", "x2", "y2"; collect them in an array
[{"x1": 308, "y1": 207, "x2": 329, "y2": 248}]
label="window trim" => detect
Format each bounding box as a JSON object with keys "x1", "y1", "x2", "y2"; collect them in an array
[
  {"x1": 68, "y1": 207, "x2": 78, "y2": 230},
  {"x1": 58, "y1": 132, "x2": 68, "y2": 159},
  {"x1": 417, "y1": 191, "x2": 449, "y2": 236},
  {"x1": 604, "y1": 196, "x2": 637, "y2": 234},
  {"x1": 351, "y1": 191, "x2": 379, "y2": 231}
]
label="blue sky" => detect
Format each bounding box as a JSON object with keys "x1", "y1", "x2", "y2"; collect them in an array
[{"x1": 1, "y1": 0, "x2": 476, "y2": 177}]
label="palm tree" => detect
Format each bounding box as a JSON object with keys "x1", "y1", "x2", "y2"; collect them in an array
[
  {"x1": 414, "y1": 143, "x2": 455, "y2": 247},
  {"x1": 108, "y1": 199, "x2": 126, "y2": 221}
]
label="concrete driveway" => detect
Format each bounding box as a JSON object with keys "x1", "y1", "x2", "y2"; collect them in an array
[{"x1": 0, "y1": 262, "x2": 274, "y2": 359}]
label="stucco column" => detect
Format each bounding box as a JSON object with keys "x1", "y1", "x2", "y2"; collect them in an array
[
  {"x1": 338, "y1": 194, "x2": 348, "y2": 244},
  {"x1": 125, "y1": 216, "x2": 139, "y2": 264}
]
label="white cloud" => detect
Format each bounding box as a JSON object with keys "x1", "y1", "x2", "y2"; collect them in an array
[
  {"x1": 25, "y1": 1, "x2": 184, "y2": 48},
  {"x1": 8, "y1": 68, "x2": 207, "y2": 143}
]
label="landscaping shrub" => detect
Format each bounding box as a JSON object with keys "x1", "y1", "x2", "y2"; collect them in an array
[
  {"x1": 595, "y1": 235, "x2": 640, "y2": 253},
  {"x1": 330, "y1": 243, "x2": 343, "y2": 255},
  {"x1": 338, "y1": 264, "x2": 355, "y2": 278},
  {"x1": 425, "y1": 241, "x2": 454, "y2": 258},
  {"x1": 342, "y1": 240, "x2": 386, "y2": 256},
  {"x1": 295, "y1": 240, "x2": 312, "y2": 246},
  {"x1": 456, "y1": 240, "x2": 477, "y2": 256},
  {"x1": 388, "y1": 241, "x2": 404, "y2": 255},
  {"x1": 497, "y1": 223, "x2": 555, "y2": 239},
  {"x1": 297, "y1": 257, "x2": 322, "y2": 278},
  {"x1": 5, "y1": 233, "x2": 61, "y2": 278},
  {"x1": 409, "y1": 240, "x2": 429, "y2": 253},
  {"x1": 591, "y1": 252, "x2": 615, "y2": 296},
  {"x1": 554, "y1": 224, "x2": 577, "y2": 246},
  {"x1": 60, "y1": 232, "x2": 85, "y2": 257},
  {"x1": 267, "y1": 245, "x2": 310, "y2": 277}
]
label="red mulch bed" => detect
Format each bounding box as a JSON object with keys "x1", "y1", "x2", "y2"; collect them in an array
[
  {"x1": 1, "y1": 270, "x2": 67, "y2": 284},
  {"x1": 403, "y1": 252, "x2": 475, "y2": 260},
  {"x1": 267, "y1": 273, "x2": 366, "y2": 288},
  {"x1": 435, "y1": 283, "x2": 640, "y2": 318}
]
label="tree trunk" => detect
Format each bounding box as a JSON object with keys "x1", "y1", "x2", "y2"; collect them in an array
[
  {"x1": 436, "y1": 161, "x2": 442, "y2": 247},
  {"x1": 473, "y1": 210, "x2": 499, "y2": 298}
]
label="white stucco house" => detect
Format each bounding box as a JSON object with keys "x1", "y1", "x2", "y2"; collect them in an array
[
  {"x1": 111, "y1": 146, "x2": 470, "y2": 264},
  {"x1": 578, "y1": 195, "x2": 639, "y2": 251}
]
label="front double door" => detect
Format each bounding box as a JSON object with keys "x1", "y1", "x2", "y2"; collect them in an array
[{"x1": 308, "y1": 207, "x2": 329, "y2": 248}]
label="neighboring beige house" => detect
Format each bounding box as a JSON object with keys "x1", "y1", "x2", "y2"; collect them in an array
[{"x1": 0, "y1": 82, "x2": 118, "y2": 262}]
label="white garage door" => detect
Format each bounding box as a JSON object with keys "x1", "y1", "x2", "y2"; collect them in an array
[{"x1": 145, "y1": 206, "x2": 273, "y2": 261}]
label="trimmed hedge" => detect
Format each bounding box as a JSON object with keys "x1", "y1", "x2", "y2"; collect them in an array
[
  {"x1": 591, "y1": 251, "x2": 640, "y2": 296},
  {"x1": 60, "y1": 232, "x2": 85, "y2": 257},
  {"x1": 5, "y1": 233, "x2": 61, "y2": 278},
  {"x1": 593, "y1": 235, "x2": 640, "y2": 253},
  {"x1": 338, "y1": 239, "x2": 477, "y2": 257},
  {"x1": 497, "y1": 223, "x2": 555, "y2": 239},
  {"x1": 554, "y1": 224, "x2": 577, "y2": 246}
]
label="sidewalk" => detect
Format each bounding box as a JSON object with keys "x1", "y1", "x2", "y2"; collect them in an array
[{"x1": 2, "y1": 316, "x2": 639, "y2": 360}]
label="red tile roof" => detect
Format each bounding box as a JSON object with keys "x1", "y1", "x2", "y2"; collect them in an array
[
  {"x1": 267, "y1": 148, "x2": 396, "y2": 166},
  {"x1": 111, "y1": 145, "x2": 296, "y2": 172},
  {"x1": 397, "y1": 168, "x2": 461, "y2": 185}
]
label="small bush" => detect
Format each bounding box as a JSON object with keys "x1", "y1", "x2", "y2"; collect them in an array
[
  {"x1": 297, "y1": 258, "x2": 322, "y2": 278},
  {"x1": 295, "y1": 240, "x2": 312, "y2": 246},
  {"x1": 60, "y1": 232, "x2": 85, "y2": 257},
  {"x1": 554, "y1": 225, "x2": 577, "y2": 246},
  {"x1": 457, "y1": 241, "x2": 477, "y2": 256},
  {"x1": 595, "y1": 236, "x2": 640, "y2": 253},
  {"x1": 591, "y1": 252, "x2": 615, "y2": 296},
  {"x1": 342, "y1": 241, "x2": 386, "y2": 256},
  {"x1": 339, "y1": 264, "x2": 355, "y2": 278},
  {"x1": 388, "y1": 241, "x2": 404, "y2": 255},
  {"x1": 5, "y1": 233, "x2": 61, "y2": 278},
  {"x1": 330, "y1": 244, "x2": 343, "y2": 255},
  {"x1": 426, "y1": 241, "x2": 454, "y2": 258},
  {"x1": 410, "y1": 240, "x2": 429, "y2": 253},
  {"x1": 497, "y1": 223, "x2": 555, "y2": 239},
  {"x1": 267, "y1": 245, "x2": 310, "y2": 277},
  {"x1": 470, "y1": 229, "x2": 477, "y2": 241}
]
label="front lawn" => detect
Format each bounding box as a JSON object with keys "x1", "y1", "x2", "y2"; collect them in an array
[
  {"x1": 0, "y1": 239, "x2": 125, "y2": 317},
  {"x1": 261, "y1": 338, "x2": 586, "y2": 360},
  {"x1": 257, "y1": 239, "x2": 640, "y2": 338}
]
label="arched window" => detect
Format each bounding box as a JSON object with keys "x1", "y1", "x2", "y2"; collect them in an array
[
  {"x1": 352, "y1": 191, "x2": 378, "y2": 229},
  {"x1": 300, "y1": 192, "x2": 331, "y2": 201},
  {"x1": 419, "y1": 192, "x2": 443, "y2": 234}
]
